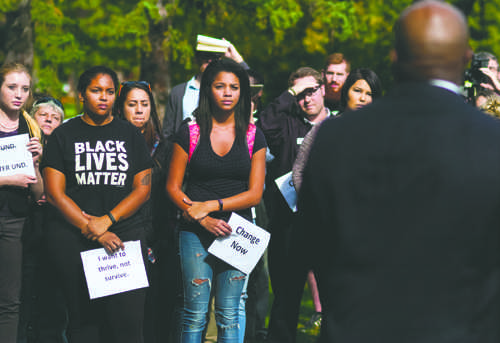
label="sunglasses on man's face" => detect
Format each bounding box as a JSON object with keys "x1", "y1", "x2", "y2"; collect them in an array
[{"x1": 297, "y1": 85, "x2": 321, "y2": 100}]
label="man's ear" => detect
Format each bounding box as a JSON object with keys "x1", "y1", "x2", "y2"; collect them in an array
[
  {"x1": 78, "y1": 93, "x2": 84, "y2": 103},
  {"x1": 390, "y1": 49, "x2": 398, "y2": 63}
]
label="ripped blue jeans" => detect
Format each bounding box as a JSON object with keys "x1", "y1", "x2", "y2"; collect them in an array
[{"x1": 178, "y1": 230, "x2": 246, "y2": 343}]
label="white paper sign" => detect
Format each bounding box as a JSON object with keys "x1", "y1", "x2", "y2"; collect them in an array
[
  {"x1": 274, "y1": 171, "x2": 297, "y2": 212},
  {"x1": 208, "y1": 213, "x2": 270, "y2": 274},
  {"x1": 0, "y1": 134, "x2": 35, "y2": 177},
  {"x1": 80, "y1": 240, "x2": 149, "y2": 299}
]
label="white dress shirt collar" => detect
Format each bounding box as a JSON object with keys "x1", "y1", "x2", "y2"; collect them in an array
[{"x1": 429, "y1": 79, "x2": 461, "y2": 95}]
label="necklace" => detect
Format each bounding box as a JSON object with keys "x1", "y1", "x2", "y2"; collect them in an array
[{"x1": 0, "y1": 118, "x2": 19, "y2": 131}]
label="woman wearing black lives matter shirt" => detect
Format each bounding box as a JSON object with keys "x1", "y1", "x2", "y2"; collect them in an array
[{"x1": 41, "y1": 66, "x2": 152, "y2": 343}]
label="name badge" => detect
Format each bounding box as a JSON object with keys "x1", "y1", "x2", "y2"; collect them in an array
[{"x1": 296, "y1": 137, "x2": 304, "y2": 145}]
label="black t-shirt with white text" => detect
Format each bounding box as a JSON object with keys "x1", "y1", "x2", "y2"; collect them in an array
[{"x1": 41, "y1": 116, "x2": 152, "y2": 232}]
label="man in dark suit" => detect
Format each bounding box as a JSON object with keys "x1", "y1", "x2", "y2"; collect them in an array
[{"x1": 297, "y1": 1, "x2": 500, "y2": 342}]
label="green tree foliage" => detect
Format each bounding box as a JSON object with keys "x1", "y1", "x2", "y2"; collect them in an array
[
  {"x1": 31, "y1": 0, "x2": 81, "y2": 96},
  {"x1": 27, "y1": 0, "x2": 161, "y2": 113},
  {"x1": 332, "y1": 0, "x2": 412, "y2": 90},
  {"x1": 164, "y1": 0, "x2": 358, "y2": 100},
  {"x1": 466, "y1": 0, "x2": 500, "y2": 58},
  {"x1": 1, "y1": 0, "x2": 498, "y2": 115}
]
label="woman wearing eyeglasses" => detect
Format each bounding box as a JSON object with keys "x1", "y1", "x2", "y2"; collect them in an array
[
  {"x1": 115, "y1": 80, "x2": 177, "y2": 342},
  {"x1": 41, "y1": 66, "x2": 152, "y2": 343},
  {"x1": 0, "y1": 63, "x2": 43, "y2": 342}
]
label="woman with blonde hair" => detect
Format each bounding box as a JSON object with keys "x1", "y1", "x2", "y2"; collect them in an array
[{"x1": 0, "y1": 63, "x2": 43, "y2": 341}]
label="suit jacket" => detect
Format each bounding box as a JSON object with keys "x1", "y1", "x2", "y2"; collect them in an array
[
  {"x1": 297, "y1": 82, "x2": 500, "y2": 342},
  {"x1": 162, "y1": 81, "x2": 187, "y2": 140}
]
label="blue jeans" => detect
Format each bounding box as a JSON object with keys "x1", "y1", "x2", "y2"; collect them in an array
[
  {"x1": 239, "y1": 277, "x2": 248, "y2": 343},
  {"x1": 178, "y1": 230, "x2": 246, "y2": 343}
]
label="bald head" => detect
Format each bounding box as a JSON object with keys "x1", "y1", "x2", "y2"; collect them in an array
[{"x1": 393, "y1": 0, "x2": 472, "y2": 84}]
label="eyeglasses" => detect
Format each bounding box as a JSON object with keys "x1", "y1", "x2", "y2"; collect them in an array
[
  {"x1": 119, "y1": 81, "x2": 151, "y2": 96},
  {"x1": 33, "y1": 96, "x2": 64, "y2": 111},
  {"x1": 297, "y1": 85, "x2": 321, "y2": 100}
]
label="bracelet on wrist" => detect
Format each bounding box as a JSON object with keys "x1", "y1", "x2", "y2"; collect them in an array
[
  {"x1": 288, "y1": 88, "x2": 297, "y2": 96},
  {"x1": 217, "y1": 199, "x2": 223, "y2": 211},
  {"x1": 107, "y1": 212, "x2": 117, "y2": 225}
]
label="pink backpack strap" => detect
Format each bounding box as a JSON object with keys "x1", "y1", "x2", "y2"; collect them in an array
[
  {"x1": 189, "y1": 122, "x2": 256, "y2": 162},
  {"x1": 188, "y1": 121, "x2": 200, "y2": 162},
  {"x1": 246, "y1": 123, "x2": 256, "y2": 159}
]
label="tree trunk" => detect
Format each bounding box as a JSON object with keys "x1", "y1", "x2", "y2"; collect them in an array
[
  {"x1": 141, "y1": 0, "x2": 170, "y2": 124},
  {"x1": 2, "y1": 0, "x2": 34, "y2": 70}
]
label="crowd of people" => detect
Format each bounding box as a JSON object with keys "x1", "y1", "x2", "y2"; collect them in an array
[{"x1": 3, "y1": 1, "x2": 500, "y2": 343}]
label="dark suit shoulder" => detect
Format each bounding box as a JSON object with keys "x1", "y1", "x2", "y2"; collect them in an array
[{"x1": 169, "y1": 82, "x2": 188, "y2": 97}]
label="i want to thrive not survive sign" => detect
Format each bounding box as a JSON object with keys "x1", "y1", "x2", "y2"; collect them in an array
[
  {"x1": 208, "y1": 213, "x2": 270, "y2": 274},
  {"x1": 80, "y1": 240, "x2": 149, "y2": 299}
]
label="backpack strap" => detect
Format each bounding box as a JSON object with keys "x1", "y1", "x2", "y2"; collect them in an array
[
  {"x1": 188, "y1": 121, "x2": 256, "y2": 162},
  {"x1": 188, "y1": 121, "x2": 200, "y2": 162},
  {"x1": 246, "y1": 123, "x2": 256, "y2": 159}
]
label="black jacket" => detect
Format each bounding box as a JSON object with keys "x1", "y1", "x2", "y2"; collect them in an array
[
  {"x1": 257, "y1": 91, "x2": 312, "y2": 228},
  {"x1": 298, "y1": 82, "x2": 500, "y2": 342}
]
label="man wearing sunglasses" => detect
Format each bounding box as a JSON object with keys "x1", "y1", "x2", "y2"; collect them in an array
[{"x1": 257, "y1": 67, "x2": 330, "y2": 343}]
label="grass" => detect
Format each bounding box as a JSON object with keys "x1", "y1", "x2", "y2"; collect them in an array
[
  {"x1": 271, "y1": 283, "x2": 321, "y2": 343},
  {"x1": 204, "y1": 282, "x2": 320, "y2": 343}
]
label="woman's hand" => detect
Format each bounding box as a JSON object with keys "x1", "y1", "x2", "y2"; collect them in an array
[
  {"x1": 27, "y1": 137, "x2": 42, "y2": 163},
  {"x1": 199, "y1": 216, "x2": 232, "y2": 237},
  {"x1": 81, "y1": 211, "x2": 112, "y2": 240},
  {"x1": 182, "y1": 198, "x2": 217, "y2": 222},
  {"x1": 4, "y1": 174, "x2": 38, "y2": 188},
  {"x1": 97, "y1": 231, "x2": 124, "y2": 254},
  {"x1": 36, "y1": 194, "x2": 47, "y2": 205}
]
